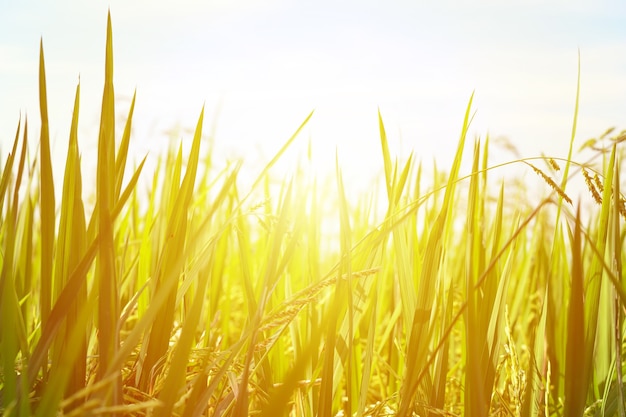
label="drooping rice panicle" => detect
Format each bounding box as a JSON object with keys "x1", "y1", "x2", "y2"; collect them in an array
[
  {"x1": 583, "y1": 167, "x2": 603, "y2": 204},
  {"x1": 526, "y1": 162, "x2": 573, "y2": 205},
  {"x1": 548, "y1": 157, "x2": 561, "y2": 172}
]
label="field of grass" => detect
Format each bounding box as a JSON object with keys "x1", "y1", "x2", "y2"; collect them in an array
[{"x1": 1, "y1": 13, "x2": 626, "y2": 417}]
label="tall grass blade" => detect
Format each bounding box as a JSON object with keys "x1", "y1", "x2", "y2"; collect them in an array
[
  {"x1": 378, "y1": 112, "x2": 415, "y2": 347},
  {"x1": 94, "y1": 11, "x2": 121, "y2": 408},
  {"x1": 0, "y1": 124, "x2": 30, "y2": 415},
  {"x1": 0, "y1": 120, "x2": 21, "y2": 210},
  {"x1": 335, "y1": 152, "x2": 354, "y2": 416},
  {"x1": 114, "y1": 90, "x2": 136, "y2": 200},
  {"x1": 0, "y1": 126, "x2": 28, "y2": 408},
  {"x1": 582, "y1": 145, "x2": 616, "y2": 396},
  {"x1": 611, "y1": 158, "x2": 624, "y2": 417},
  {"x1": 38, "y1": 39, "x2": 56, "y2": 382},
  {"x1": 564, "y1": 203, "x2": 586, "y2": 415},
  {"x1": 464, "y1": 139, "x2": 491, "y2": 416},
  {"x1": 13, "y1": 120, "x2": 33, "y2": 372},
  {"x1": 51, "y1": 80, "x2": 88, "y2": 404},
  {"x1": 241, "y1": 111, "x2": 314, "y2": 206},
  {"x1": 378, "y1": 109, "x2": 393, "y2": 200}
]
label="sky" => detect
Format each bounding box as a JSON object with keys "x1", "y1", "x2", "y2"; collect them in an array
[{"x1": 1, "y1": 0, "x2": 625, "y2": 197}]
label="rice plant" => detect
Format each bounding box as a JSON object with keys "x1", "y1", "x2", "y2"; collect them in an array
[{"x1": 1, "y1": 12, "x2": 625, "y2": 417}]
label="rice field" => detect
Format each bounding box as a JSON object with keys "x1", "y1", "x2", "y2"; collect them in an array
[{"x1": 1, "y1": 12, "x2": 625, "y2": 417}]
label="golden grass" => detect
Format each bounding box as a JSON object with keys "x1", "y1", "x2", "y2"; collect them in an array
[{"x1": 1, "y1": 12, "x2": 625, "y2": 417}]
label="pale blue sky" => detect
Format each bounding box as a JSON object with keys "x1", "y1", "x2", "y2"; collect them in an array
[{"x1": 1, "y1": 1, "x2": 625, "y2": 194}]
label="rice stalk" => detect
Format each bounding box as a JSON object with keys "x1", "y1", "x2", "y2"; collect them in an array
[
  {"x1": 378, "y1": 111, "x2": 415, "y2": 335},
  {"x1": 38, "y1": 38, "x2": 56, "y2": 383},
  {"x1": 563, "y1": 203, "x2": 586, "y2": 415},
  {"x1": 611, "y1": 157, "x2": 624, "y2": 417},
  {"x1": 0, "y1": 120, "x2": 21, "y2": 211},
  {"x1": 0, "y1": 122, "x2": 31, "y2": 415},
  {"x1": 582, "y1": 145, "x2": 616, "y2": 398},
  {"x1": 50, "y1": 79, "x2": 88, "y2": 406}
]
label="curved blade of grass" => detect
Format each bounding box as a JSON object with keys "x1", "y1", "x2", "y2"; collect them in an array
[{"x1": 238, "y1": 111, "x2": 313, "y2": 208}]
